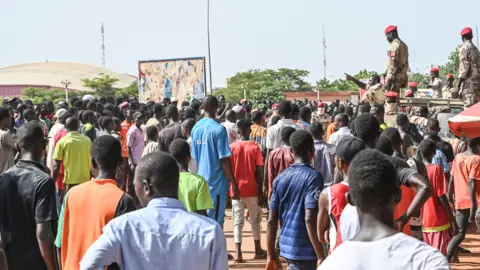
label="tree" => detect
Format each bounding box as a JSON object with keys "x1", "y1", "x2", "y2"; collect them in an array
[
  {"x1": 249, "y1": 84, "x2": 287, "y2": 102},
  {"x1": 116, "y1": 81, "x2": 139, "y2": 99},
  {"x1": 81, "y1": 74, "x2": 119, "y2": 96},
  {"x1": 22, "y1": 88, "x2": 91, "y2": 105},
  {"x1": 439, "y1": 50, "x2": 460, "y2": 78}
]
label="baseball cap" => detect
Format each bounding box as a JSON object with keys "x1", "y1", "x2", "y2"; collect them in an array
[
  {"x1": 232, "y1": 105, "x2": 243, "y2": 114},
  {"x1": 332, "y1": 136, "x2": 366, "y2": 164},
  {"x1": 55, "y1": 108, "x2": 67, "y2": 119}
]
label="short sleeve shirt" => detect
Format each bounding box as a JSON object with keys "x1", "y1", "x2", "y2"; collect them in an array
[
  {"x1": 451, "y1": 153, "x2": 480, "y2": 209},
  {"x1": 53, "y1": 131, "x2": 92, "y2": 185},
  {"x1": 191, "y1": 118, "x2": 231, "y2": 196},
  {"x1": 158, "y1": 123, "x2": 184, "y2": 152},
  {"x1": 432, "y1": 149, "x2": 450, "y2": 174},
  {"x1": 422, "y1": 164, "x2": 449, "y2": 231},
  {"x1": 126, "y1": 125, "x2": 145, "y2": 165},
  {"x1": 178, "y1": 172, "x2": 214, "y2": 212},
  {"x1": 229, "y1": 141, "x2": 264, "y2": 197},
  {"x1": 266, "y1": 119, "x2": 301, "y2": 150},
  {"x1": 269, "y1": 163, "x2": 323, "y2": 260}
]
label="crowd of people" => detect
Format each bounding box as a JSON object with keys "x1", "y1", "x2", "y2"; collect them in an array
[{"x1": 0, "y1": 93, "x2": 477, "y2": 270}]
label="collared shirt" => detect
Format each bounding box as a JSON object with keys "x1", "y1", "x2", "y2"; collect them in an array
[
  {"x1": 269, "y1": 163, "x2": 324, "y2": 260},
  {"x1": 266, "y1": 119, "x2": 301, "y2": 150},
  {"x1": 432, "y1": 149, "x2": 450, "y2": 174},
  {"x1": 430, "y1": 77, "x2": 443, "y2": 98},
  {"x1": 79, "y1": 198, "x2": 228, "y2": 270},
  {"x1": 268, "y1": 146, "x2": 294, "y2": 189},
  {"x1": 221, "y1": 120, "x2": 240, "y2": 145},
  {"x1": 126, "y1": 125, "x2": 144, "y2": 165},
  {"x1": 328, "y1": 126, "x2": 352, "y2": 145},
  {"x1": 313, "y1": 139, "x2": 334, "y2": 187},
  {"x1": 53, "y1": 131, "x2": 92, "y2": 185}
]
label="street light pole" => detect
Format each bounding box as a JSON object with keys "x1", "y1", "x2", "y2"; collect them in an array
[
  {"x1": 61, "y1": 79, "x2": 71, "y2": 103},
  {"x1": 207, "y1": 0, "x2": 213, "y2": 94}
]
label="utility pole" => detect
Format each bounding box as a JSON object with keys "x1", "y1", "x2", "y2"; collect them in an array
[
  {"x1": 476, "y1": 25, "x2": 479, "y2": 47},
  {"x1": 322, "y1": 25, "x2": 327, "y2": 79},
  {"x1": 101, "y1": 23, "x2": 106, "y2": 68},
  {"x1": 207, "y1": 0, "x2": 213, "y2": 94},
  {"x1": 61, "y1": 79, "x2": 71, "y2": 103}
]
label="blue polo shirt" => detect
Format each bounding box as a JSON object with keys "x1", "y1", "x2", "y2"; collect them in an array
[
  {"x1": 191, "y1": 118, "x2": 231, "y2": 196},
  {"x1": 269, "y1": 163, "x2": 323, "y2": 260}
]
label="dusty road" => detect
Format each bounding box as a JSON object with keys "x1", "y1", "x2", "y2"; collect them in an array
[{"x1": 224, "y1": 210, "x2": 480, "y2": 270}]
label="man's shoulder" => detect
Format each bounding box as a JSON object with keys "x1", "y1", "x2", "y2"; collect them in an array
[{"x1": 2, "y1": 162, "x2": 52, "y2": 184}]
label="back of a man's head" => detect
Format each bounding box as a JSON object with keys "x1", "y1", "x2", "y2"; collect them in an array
[
  {"x1": 290, "y1": 130, "x2": 314, "y2": 157},
  {"x1": 309, "y1": 122, "x2": 324, "y2": 139},
  {"x1": 165, "y1": 105, "x2": 179, "y2": 120},
  {"x1": 169, "y1": 138, "x2": 191, "y2": 163},
  {"x1": 426, "y1": 118, "x2": 440, "y2": 132},
  {"x1": 65, "y1": 116, "x2": 80, "y2": 131},
  {"x1": 354, "y1": 113, "x2": 380, "y2": 146},
  {"x1": 281, "y1": 126, "x2": 296, "y2": 146},
  {"x1": 382, "y1": 127, "x2": 402, "y2": 148},
  {"x1": 17, "y1": 122, "x2": 44, "y2": 154},
  {"x1": 376, "y1": 135, "x2": 394, "y2": 156},
  {"x1": 91, "y1": 135, "x2": 122, "y2": 170},
  {"x1": 278, "y1": 100, "x2": 292, "y2": 118},
  {"x1": 348, "y1": 149, "x2": 399, "y2": 212},
  {"x1": 396, "y1": 114, "x2": 409, "y2": 127}
]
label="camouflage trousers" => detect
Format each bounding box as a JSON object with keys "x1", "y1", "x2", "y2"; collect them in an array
[{"x1": 461, "y1": 81, "x2": 480, "y2": 108}]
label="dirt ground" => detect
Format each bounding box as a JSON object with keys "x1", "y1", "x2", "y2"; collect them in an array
[{"x1": 224, "y1": 210, "x2": 480, "y2": 270}]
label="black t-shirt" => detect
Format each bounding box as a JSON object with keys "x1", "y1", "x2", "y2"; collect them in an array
[
  {"x1": 0, "y1": 160, "x2": 58, "y2": 270},
  {"x1": 437, "y1": 140, "x2": 455, "y2": 163},
  {"x1": 385, "y1": 154, "x2": 420, "y2": 187},
  {"x1": 158, "y1": 122, "x2": 184, "y2": 152}
]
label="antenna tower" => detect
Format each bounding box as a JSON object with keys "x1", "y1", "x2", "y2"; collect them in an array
[
  {"x1": 322, "y1": 25, "x2": 327, "y2": 79},
  {"x1": 101, "y1": 23, "x2": 106, "y2": 68}
]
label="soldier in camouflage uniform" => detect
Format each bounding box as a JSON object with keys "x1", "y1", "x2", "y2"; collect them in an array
[
  {"x1": 453, "y1": 27, "x2": 480, "y2": 108},
  {"x1": 311, "y1": 102, "x2": 330, "y2": 135},
  {"x1": 345, "y1": 73, "x2": 385, "y2": 105},
  {"x1": 427, "y1": 67, "x2": 443, "y2": 98},
  {"x1": 442, "y1": 74, "x2": 455, "y2": 99},
  {"x1": 385, "y1": 25, "x2": 409, "y2": 95}
]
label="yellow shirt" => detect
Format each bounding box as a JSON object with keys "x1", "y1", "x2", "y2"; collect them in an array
[{"x1": 53, "y1": 131, "x2": 92, "y2": 185}]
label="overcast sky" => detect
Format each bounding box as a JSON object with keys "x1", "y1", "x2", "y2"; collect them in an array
[{"x1": 1, "y1": 0, "x2": 479, "y2": 88}]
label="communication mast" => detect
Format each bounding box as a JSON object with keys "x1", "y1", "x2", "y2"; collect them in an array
[
  {"x1": 322, "y1": 25, "x2": 327, "y2": 79},
  {"x1": 101, "y1": 23, "x2": 106, "y2": 68}
]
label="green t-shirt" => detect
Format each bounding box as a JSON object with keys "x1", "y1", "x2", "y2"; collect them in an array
[
  {"x1": 178, "y1": 172, "x2": 214, "y2": 213},
  {"x1": 55, "y1": 191, "x2": 71, "y2": 248}
]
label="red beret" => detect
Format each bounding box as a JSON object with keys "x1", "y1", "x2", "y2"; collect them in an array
[
  {"x1": 385, "y1": 91, "x2": 398, "y2": 98},
  {"x1": 272, "y1": 104, "x2": 278, "y2": 109},
  {"x1": 405, "y1": 90, "x2": 413, "y2": 97},
  {"x1": 317, "y1": 102, "x2": 325, "y2": 108},
  {"x1": 240, "y1": 99, "x2": 248, "y2": 104},
  {"x1": 385, "y1": 25, "x2": 397, "y2": 34},
  {"x1": 461, "y1": 27, "x2": 473, "y2": 36},
  {"x1": 430, "y1": 67, "x2": 439, "y2": 73},
  {"x1": 408, "y1": 82, "x2": 418, "y2": 87},
  {"x1": 446, "y1": 73, "x2": 454, "y2": 78}
]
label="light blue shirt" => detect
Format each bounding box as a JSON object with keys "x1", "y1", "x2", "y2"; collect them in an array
[
  {"x1": 191, "y1": 118, "x2": 231, "y2": 196},
  {"x1": 433, "y1": 149, "x2": 450, "y2": 173},
  {"x1": 313, "y1": 139, "x2": 335, "y2": 187},
  {"x1": 80, "y1": 198, "x2": 228, "y2": 270}
]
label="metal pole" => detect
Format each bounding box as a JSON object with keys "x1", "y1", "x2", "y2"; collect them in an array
[
  {"x1": 477, "y1": 25, "x2": 479, "y2": 47},
  {"x1": 61, "y1": 79, "x2": 71, "y2": 103},
  {"x1": 207, "y1": 0, "x2": 214, "y2": 94}
]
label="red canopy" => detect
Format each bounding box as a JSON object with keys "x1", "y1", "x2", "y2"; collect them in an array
[{"x1": 448, "y1": 102, "x2": 480, "y2": 138}]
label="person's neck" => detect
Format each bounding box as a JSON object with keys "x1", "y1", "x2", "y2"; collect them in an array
[
  {"x1": 106, "y1": 128, "x2": 112, "y2": 133},
  {"x1": 20, "y1": 152, "x2": 42, "y2": 163},
  {"x1": 294, "y1": 155, "x2": 309, "y2": 164},
  {"x1": 96, "y1": 169, "x2": 117, "y2": 180},
  {"x1": 178, "y1": 162, "x2": 189, "y2": 172},
  {"x1": 204, "y1": 111, "x2": 215, "y2": 119},
  {"x1": 169, "y1": 119, "x2": 177, "y2": 125},
  {"x1": 342, "y1": 172, "x2": 349, "y2": 183},
  {"x1": 240, "y1": 135, "x2": 249, "y2": 141},
  {"x1": 313, "y1": 136, "x2": 323, "y2": 141},
  {"x1": 364, "y1": 141, "x2": 376, "y2": 149},
  {"x1": 353, "y1": 211, "x2": 397, "y2": 242},
  {"x1": 136, "y1": 124, "x2": 141, "y2": 129},
  {"x1": 422, "y1": 158, "x2": 432, "y2": 165}
]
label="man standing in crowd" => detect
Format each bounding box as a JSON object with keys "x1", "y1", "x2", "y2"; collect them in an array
[
  {"x1": 0, "y1": 123, "x2": 58, "y2": 270},
  {"x1": 443, "y1": 74, "x2": 455, "y2": 99},
  {"x1": 296, "y1": 107, "x2": 312, "y2": 130},
  {"x1": 447, "y1": 137, "x2": 480, "y2": 262},
  {"x1": 428, "y1": 67, "x2": 443, "y2": 98},
  {"x1": 126, "y1": 111, "x2": 145, "y2": 198},
  {"x1": 385, "y1": 25, "x2": 409, "y2": 95},
  {"x1": 320, "y1": 150, "x2": 449, "y2": 269},
  {"x1": 56, "y1": 136, "x2": 136, "y2": 270},
  {"x1": 318, "y1": 136, "x2": 365, "y2": 253},
  {"x1": 222, "y1": 110, "x2": 240, "y2": 145},
  {"x1": 81, "y1": 110, "x2": 97, "y2": 142},
  {"x1": 191, "y1": 95, "x2": 240, "y2": 225},
  {"x1": 454, "y1": 27, "x2": 480, "y2": 107},
  {"x1": 120, "y1": 109, "x2": 133, "y2": 190},
  {"x1": 229, "y1": 119, "x2": 266, "y2": 262},
  {"x1": 328, "y1": 113, "x2": 351, "y2": 146},
  {"x1": 53, "y1": 117, "x2": 92, "y2": 191},
  {"x1": 310, "y1": 122, "x2": 334, "y2": 187},
  {"x1": 266, "y1": 130, "x2": 324, "y2": 270},
  {"x1": 371, "y1": 104, "x2": 388, "y2": 131},
  {"x1": 80, "y1": 152, "x2": 228, "y2": 269},
  {"x1": 0, "y1": 108, "x2": 16, "y2": 173},
  {"x1": 169, "y1": 138, "x2": 213, "y2": 214},
  {"x1": 250, "y1": 111, "x2": 267, "y2": 152},
  {"x1": 158, "y1": 105, "x2": 183, "y2": 152},
  {"x1": 146, "y1": 103, "x2": 164, "y2": 131}
]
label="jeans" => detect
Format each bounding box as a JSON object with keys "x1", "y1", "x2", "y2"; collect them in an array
[
  {"x1": 285, "y1": 259, "x2": 317, "y2": 270},
  {"x1": 446, "y1": 208, "x2": 470, "y2": 259}
]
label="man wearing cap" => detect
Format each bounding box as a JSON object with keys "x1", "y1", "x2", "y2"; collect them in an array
[
  {"x1": 385, "y1": 25, "x2": 409, "y2": 96},
  {"x1": 405, "y1": 82, "x2": 418, "y2": 98},
  {"x1": 428, "y1": 67, "x2": 443, "y2": 98},
  {"x1": 454, "y1": 27, "x2": 480, "y2": 107},
  {"x1": 443, "y1": 74, "x2": 455, "y2": 99},
  {"x1": 346, "y1": 73, "x2": 385, "y2": 105},
  {"x1": 312, "y1": 102, "x2": 330, "y2": 135}
]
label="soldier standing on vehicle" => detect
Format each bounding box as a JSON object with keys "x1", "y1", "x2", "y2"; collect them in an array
[
  {"x1": 405, "y1": 82, "x2": 419, "y2": 98},
  {"x1": 443, "y1": 74, "x2": 455, "y2": 99},
  {"x1": 385, "y1": 26, "x2": 409, "y2": 96},
  {"x1": 428, "y1": 67, "x2": 443, "y2": 98},
  {"x1": 454, "y1": 27, "x2": 480, "y2": 107},
  {"x1": 346, "y1": 73, "x2": 385, "y2": 105}
]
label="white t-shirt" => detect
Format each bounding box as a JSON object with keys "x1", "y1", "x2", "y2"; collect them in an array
[
  {"x1": 318, "y1": 233, "x2": 450, "y2": 270},
  {"x1": 339, "y1": 204, "x2": 360, "y2": 242},
  {"x1": 266, "y1": 119, "x2": 301, "y2": 150}
]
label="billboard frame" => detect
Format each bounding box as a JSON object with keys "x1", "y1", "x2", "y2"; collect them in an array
[{"x1": 138, "y1": 56, "x2": 207, "y2": 102}]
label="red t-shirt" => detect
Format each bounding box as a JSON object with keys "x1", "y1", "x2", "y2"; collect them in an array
[
  {"x1": 422, "y1": 164, "x2": 450, "y2": 232},
  {"x1": 267, "y1": 147, "x2": 294, "y2": 189},
  {"x1": 229, "y1": 141, "x2": 264, "y2": 197},
  {"x1": 121, "y1": 121, "x2": 133, "y2": 158},
  {"x1": 451, "y1": 153, "x2": 480, "y2": 209},
  {"x1": 54, "y1": 129, "x2": 68, "y2": 189}
]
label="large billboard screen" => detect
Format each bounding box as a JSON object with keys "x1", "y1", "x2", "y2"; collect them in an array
[{"x1": 138, "y1": 57, "x2": 206, "y2": 103}]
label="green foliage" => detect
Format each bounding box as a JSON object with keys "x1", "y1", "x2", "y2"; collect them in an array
[
  {"x1": 22, "y1": 88, "x2": 91, "y2": 105},
  {"x1": 315, "y1": 70, "x2": 382, "y2": 92},
  {"x1": 408, "y1": 72, "x2": 429, "y2": 88},
  {"x1": 439, "y1": 50, "x2": 460, "y2": 78},
  {"x1": 249, "y1": 84, "x2": 288, "y2": 102},
  {"x1": 213, "y1": 86, "x2": 244, "y2": 102},
  {"x1": 116, "y1": 81, "x2": 139, "y2": 99},
  {"x1": 81, "y1": 74, "x2": 119, "y2": 96}
]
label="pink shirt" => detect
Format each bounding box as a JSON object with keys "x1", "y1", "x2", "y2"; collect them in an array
[{"x1": 126, "y1": 125, "x2": 145, "y2": 165}]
